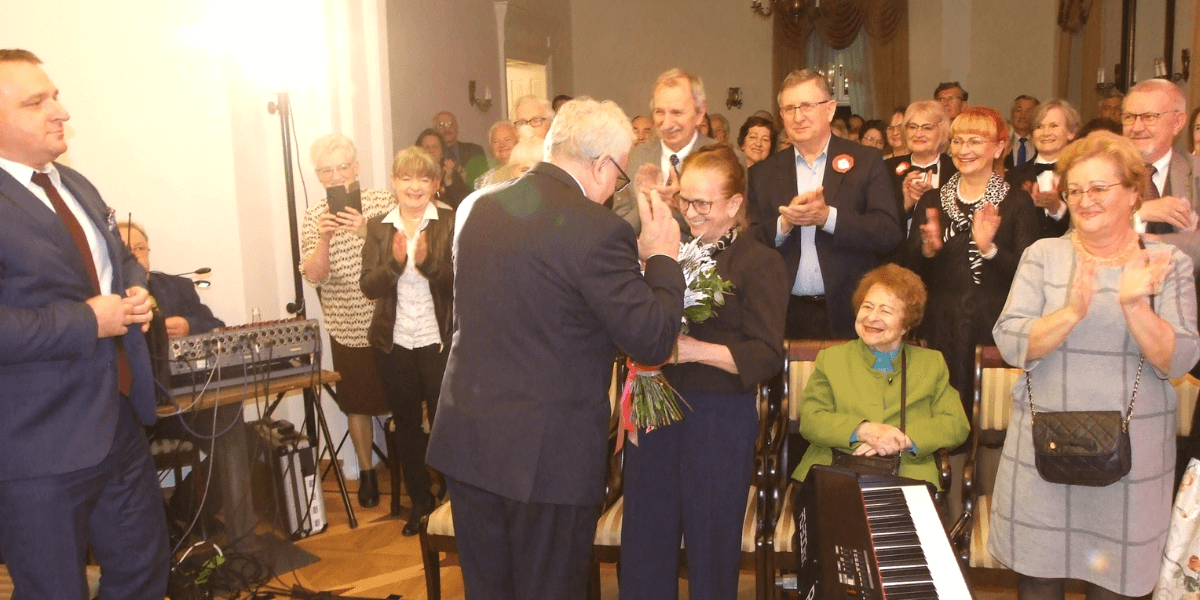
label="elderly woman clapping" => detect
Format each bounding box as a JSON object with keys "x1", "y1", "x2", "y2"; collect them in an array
[{"x1": 990, "y1": 131, "x2": 1200, "y2": 599}]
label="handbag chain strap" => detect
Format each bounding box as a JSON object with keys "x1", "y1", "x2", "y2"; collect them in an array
[
  {"x1": 1025, "y1": 356, "x2": 1142, "y2": 433},
  {"x1": 900, "y1": 346, "x2": 907, "y2": 434},
  {"x1": 1026, "y1": 237, "x2": 1156, "y2": 433}
]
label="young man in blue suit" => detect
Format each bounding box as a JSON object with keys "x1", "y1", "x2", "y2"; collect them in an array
[{"x1": 0, "y1": 49, "x2": 168, "y2": 599}]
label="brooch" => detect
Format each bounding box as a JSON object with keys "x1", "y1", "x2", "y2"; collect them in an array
[
  {"x1": 895, "y1": 161, "x2": 910, "y2": 175},
  {"x1": 833, "y1": 154, "x2": 854, "y2": 173}
]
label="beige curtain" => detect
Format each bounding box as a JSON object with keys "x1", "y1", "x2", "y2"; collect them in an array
[{"x1": 771, "y1": 0, "x2": 909, "y2": 119}]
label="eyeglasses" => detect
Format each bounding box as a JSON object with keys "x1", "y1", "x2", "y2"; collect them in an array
[
  {"x1": 315, "y1": 162, "x2": 354, "y2": 177},
  {"x1": 607, "y1": 156, "x2": 631, "y2": 193},
  {"x1": 129, "y1": 243, "x2": 150, "y2": 254},
  {"x1": 937, "y1": 95, "x2": 964, "y2": 104},
  {"x1": 906, "y1": 123, "x2": 939, "y2": 134},
  {"x1": 515, "y1": 117, "x2": 549, "y2": 128},
  {"x1": 679, "y1": 197, "x2": 715, "y2": 215},
  {"x1": 949, "y1": 137, "x2": 990, "y2": 151},
  {"x1": 434, "y1": 121, "x2": 454, "y2": 130},
  {"x1": 780, "y1": 100, "x2": 833, "y2": 119},
  {"x1": 1120, "y1": 111, "x2": 1180, "y2": 126},
  {"x1": 886, "y1": 125, "x2": 903, "y2": 132},
  {"x1": 1062, "y1": 182, "x2": 1122, "y2": 205}
]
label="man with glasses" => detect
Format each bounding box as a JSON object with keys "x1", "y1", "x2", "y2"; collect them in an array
[
  {"x1": 429, "y1": 96, "x2": 684, "y2": 600},
  {"x1": 748, "y1": 68, "x2": 901, "y2": 340},
  {"x1": 1005, "y1": 95, "x2": 1040, "y2": 169},
  {"x1": 613, "y1": 68, "x2": 735, "y2": 235},
  {"x1": 432, "y1": 110, "x2": 486, "y2": 188},
  {"x1": 1122, "y1": 79, "x2": 1199, "y2": 248},
  {"x1": 512, "y1": 94, "x2": 555, "y2": 140},
  {"x1": 934, "y1": 81, "x2": 969, "y2": 121}
]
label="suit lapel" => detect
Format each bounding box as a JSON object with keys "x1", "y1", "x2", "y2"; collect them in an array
[
  {"x1": 1167, "y1": 152, "x2": 1196, "y2": 208},
  {"x1": 58, "y1": 167, "x2": 123, "y2": 289},
  {"x1": 0, "y1": 166, "x2": 103, "y2": 288},
  {"x1": 821, "y1": 137, "x2": 847, "y2": 203},
  {"x1": 0, "y1": 167, "x2": 64, "y2": 233}
]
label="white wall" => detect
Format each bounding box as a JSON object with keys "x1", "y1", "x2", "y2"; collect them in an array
[
  {"x1": 909, "y1": 0, "x2": 1059, "y2": 111},
  {"x1": 387, "y1": 0, "x2": 502, "y2": 156},
  {"x1": 570, "y1": 0, "x2": 774, "y2": 129},
  {"x1": 1, "y1": 0, "x2": 395, "y2": 473}
]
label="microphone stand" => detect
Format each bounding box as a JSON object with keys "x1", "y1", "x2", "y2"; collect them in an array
[{"x1": 268, "y1": 91, "x2": 357, "y2": 529}]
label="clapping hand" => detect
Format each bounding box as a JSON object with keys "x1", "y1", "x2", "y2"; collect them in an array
[
  {"x1": 1119, "y1": 249, "x2": 1172, "y2": 307},
  {"x1": 391, "y1": 228, "x2": 408, "y2": 265},
  {"x1": 778, "y1": 186, "x2": 830, "y2": 232},
  {"x1": 1066, "y1": 260, "x2": 1096, "y2": 323},
  {"x1": 902, "y1": 171, "x2": 932, "y2": 211},
  {"x1": 971, "y1": 202, "x2": 1001, "y2": 255},
  {"x1": 637, "y1": 188, "x2": 682, "y2": 262},
  {"x1": 635, "y1": 163, "x2": 679, "y2": 211},
  {"x1": 919, "y1": 208, "x2": 943, "y2": 257},
  {"x1": 1139, "y1": 196, "x2": 1196, "y2": 231}
]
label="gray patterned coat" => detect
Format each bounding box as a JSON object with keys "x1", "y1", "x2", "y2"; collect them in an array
[{"x1": 991, "y1": 236, "x2": 1200, "y2": 596}]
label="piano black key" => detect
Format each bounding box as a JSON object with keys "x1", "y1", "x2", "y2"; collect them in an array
[
  {"x1": 883, "y1": 585, "x2": 940, "y2": 600},
  {"x1": 875, "y1": 547, "x2": 926, "y2": 562},
  {"x1": 879, "y1": 566, "x2": 933, "y2": 582}
]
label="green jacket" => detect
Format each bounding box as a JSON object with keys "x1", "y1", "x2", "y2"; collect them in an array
[{"x1": 792, "y1": 339, "x2": 969, "y2": 489}]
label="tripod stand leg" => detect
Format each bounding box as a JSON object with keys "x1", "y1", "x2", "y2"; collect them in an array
[{"x1": 306, "y1": 387, "x2": 358, "y2": 529}]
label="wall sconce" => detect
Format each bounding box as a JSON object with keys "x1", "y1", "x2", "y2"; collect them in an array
[
  {"x1": 1167, "y1": 49, "x2": 1190, "y2": 83},
  {"x1": 1095, "y1": 65, "x2": 1122, "y2": 92},
  {"x1": 726, "y1": 87, "x2": 742, "y2": 110},
  {"x1": 469, "y1": 80, "x2": 492, "y2": 112}
]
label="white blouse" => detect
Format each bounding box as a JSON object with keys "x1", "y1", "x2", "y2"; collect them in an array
[{"x1": 381, "y1": 202, "x2": 442, "y2": 350}]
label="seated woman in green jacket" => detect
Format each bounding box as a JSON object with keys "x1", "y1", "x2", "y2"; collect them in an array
[{"x1": 792, "y1": 264, "x2": 969, "y2": 489}]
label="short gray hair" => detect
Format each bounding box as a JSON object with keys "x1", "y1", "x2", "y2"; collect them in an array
[
  {"x1": 1031, "y1": 99, "x2": 1082, "y2": 134},
  {"x1": 1127, "y1": 79, "x2": 1186, "y2": 113},
  {"x1": 310, "y1": 134, "x2": 357, "y2": 166},
  {"x1": 777, "y1": 69, "x2": 831, "y2": 107},
  {"x1": 514, "y1": 95, "x2": 554, "y2": 118},
  {"x1": 653, "y1": 68, "x2": 706, "y2": 113},
  {"x1": 546, "y1": 97, "x2": 634, "y2": 164},
  {"x1": 488, "y1": 120, "x2": 516, "y2": 142}
]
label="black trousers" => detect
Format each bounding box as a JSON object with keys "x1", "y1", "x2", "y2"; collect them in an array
[
  {"x1": 619, "y1": 390, "x2": 759, "y2": 600},
  {"x1": 785, "y1": 295, "x2": 833, "y2": 340},
  {"x1": 445, "y1": 476, "x2": 601, "y2": 600},
  {"x1": 375, "y1": 343, "x2": 447, "y2": 506},
  {"x1": 0, "y1": 399, "x2": 169, "y2": 600}
]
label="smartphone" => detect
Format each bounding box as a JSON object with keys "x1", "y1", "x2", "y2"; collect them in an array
[{"x1": 326, "y1": 183, "x2": 362, "y2": 214}]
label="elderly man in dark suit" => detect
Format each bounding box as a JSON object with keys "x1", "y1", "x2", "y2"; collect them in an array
[
  {"x1": 0, "y1": 49, "x2": 167, "y2": 599},
  {"x1": 433, "y1": 110, "x2": 487, "y2": 188},
  {"x1": 427, "y1": 97, "x2": 685, "y2": 600},
  {"x1": 1123, "y1": 79, "x2": 1200, "y2": 256},
  {"x1": 119, "y1": 221, "x2": 225, "y2": 337},
  {"x1": 749, "y1": 69, "x2": 901, "y2": 340}
]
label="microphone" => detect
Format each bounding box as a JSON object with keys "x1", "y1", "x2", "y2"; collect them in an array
[{"x1": 170, "y1": 267, "x2": 211, "y2": 277}]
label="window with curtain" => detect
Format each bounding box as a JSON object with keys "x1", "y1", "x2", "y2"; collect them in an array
[{"x1": 805, "y1": 28, "x2": 875, "y2": 118}]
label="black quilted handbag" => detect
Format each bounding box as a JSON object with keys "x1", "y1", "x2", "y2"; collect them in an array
[{"x1": 1025, "y1": 355, "x2": 1141, "y2": 487}]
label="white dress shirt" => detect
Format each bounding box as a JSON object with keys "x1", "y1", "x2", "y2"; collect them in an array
[
  {"x1": 659, "y1": 132, "x2": 700, "y2": 184},
  {"x1": 775, "y1": 136, "x2": 839, "y2": 296}
]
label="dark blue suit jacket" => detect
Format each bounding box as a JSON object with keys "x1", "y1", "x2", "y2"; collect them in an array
[
  {"x1": 148, "y1": 271, "x2": 225, "y2": 335},
  {"x1": 0, "y1": 163, "x2": 156, "y2": 481},
  {"x1": 748, "y1": 135, "x2": 902, "y2": 337},
  {"x1": 426, "y1": 162, "x2": 686, "y2": 506}
]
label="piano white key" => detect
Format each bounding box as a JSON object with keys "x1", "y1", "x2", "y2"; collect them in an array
[{"x1": 893, "y1": 485, "x2": 972, "y2": 600}]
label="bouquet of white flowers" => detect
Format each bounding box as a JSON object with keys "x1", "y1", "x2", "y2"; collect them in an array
[{"x1": 620, "y1": 237, "x2": 734, "y2": 445}]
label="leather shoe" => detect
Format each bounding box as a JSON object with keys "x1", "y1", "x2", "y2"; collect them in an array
[
  {"x1": 358, "y1": 469, "x2": 380, "y2": 509},
  {"x1": 402, "y1": 495, "x2": 433, "y2": 537}
]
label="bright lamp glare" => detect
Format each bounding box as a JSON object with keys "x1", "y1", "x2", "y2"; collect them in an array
[{"x1": 188, "y1": 0, "x2": 327, "y2": 92}]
